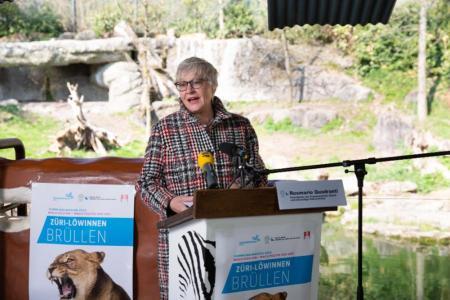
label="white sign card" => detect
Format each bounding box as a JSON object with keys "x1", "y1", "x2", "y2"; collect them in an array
[
  {"x1": 29, "y1": 183, "x2": 135, "y2": 300},
  {"x1": 275, "y1": 180, "x2": 347, "y2": 210}
]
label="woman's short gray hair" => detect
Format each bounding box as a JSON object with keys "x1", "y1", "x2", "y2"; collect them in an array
[{"x1": 176, "y1": 57, "x2": 218, "y2": 90}]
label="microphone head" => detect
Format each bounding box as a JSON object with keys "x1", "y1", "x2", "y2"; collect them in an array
[
  {"x1": 219, "y1": 142, "x2": 238, "y2": 156},
  {"x1": 197, "y1": 151, "x2": 214, "y2": 170}
]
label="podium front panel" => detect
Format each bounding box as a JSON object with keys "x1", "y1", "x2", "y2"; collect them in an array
[{"x1": 168, "y1": 213, "x2": 322, "y2": 300}]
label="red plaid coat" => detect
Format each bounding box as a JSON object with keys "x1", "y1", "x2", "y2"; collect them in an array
[{"x1": 136, "y1": 97, "x2": 266, "y2": 299}]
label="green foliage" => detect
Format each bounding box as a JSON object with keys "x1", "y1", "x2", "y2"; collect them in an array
[
  {"x1": 353, "y1": 0, "x2": 449, "y2": 85},
  {"x1": 363, "y1": 240, "x2": 415, "y2": 300},
  {"x1": 0, "y1": 2, "x2": 63, "y2": 38},
  {"x1": 25, "y1": 4, "x2": 63, "y2": 37},
  {"x1": 353, "y1": 2, "x2": 420, "y2": 76},
  {"x1": 360, "y1": 69, "x2": 416, "y2": 103},
  {"x1": 280, "y1": 24, "x2": 353, "y2": 47},
  {"x1": 136, "y1": 0, "x2": 167, "y2": 37},
  {"x1": 423, "y1": 248, "x2": 450, "y2": 299},
  {"x1": 223, "y1": 0, "x2": 257, "y2": 38},
  {"x1": 92, "y1": 3, "x2": 132, "y2": 37},
  {"x1": 0, "y1": 104, "x2": 20, "y2": 116},
  {"x1": 426, "y1": 0, "x2": 450, "y2": 81},
  {"x1": 170, "y1": 0, "x2": 219, "y2": 38},
  {"x1": 0, "y1": 2, "x2": 25, "y2": 36},
  {"x1": 91, "y1": 0, "x2": 168, "y2": 37}
]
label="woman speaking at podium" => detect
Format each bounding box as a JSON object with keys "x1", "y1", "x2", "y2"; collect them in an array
[{"x1": 136, "y1": 57, "x2": 266, "y2": 299}]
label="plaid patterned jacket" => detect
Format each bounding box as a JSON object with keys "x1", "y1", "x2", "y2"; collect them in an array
[{"x1": 136, "y1": 97, "x2": 266, "y2": 299}]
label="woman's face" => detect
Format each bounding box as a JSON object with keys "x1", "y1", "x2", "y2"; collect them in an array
[{"x1": 178, "y1": 70, "x2": 214, "y2": 118}]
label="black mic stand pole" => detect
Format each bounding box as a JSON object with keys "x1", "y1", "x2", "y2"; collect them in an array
[{"x1": 259, "y1": 150, "x2": 450, "y2": 300}]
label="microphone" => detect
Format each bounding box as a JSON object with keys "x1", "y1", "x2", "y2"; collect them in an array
[
  {"x1": 197, "y1": 152, "x2": 219, "y2": 189},
  {"x1": 219, "y1": 142, "x2": 245, "y2": 157},
  {"x1": 219, "y1": 142, "x2": 263, "y2": 188}
]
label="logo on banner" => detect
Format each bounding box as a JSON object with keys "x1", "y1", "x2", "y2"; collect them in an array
[
  {"x1": 304, "y1": 231, "x2": 311, "y2": 239},
  {"x1": 52, "y1": 192, "x2": 74, "y2": 201},
  {"x1": 263, "y1": 232, "x2": 311, "y2": 244},
  {"x1": 239, "y1": 234, "x2": 261, "y2": 246}
]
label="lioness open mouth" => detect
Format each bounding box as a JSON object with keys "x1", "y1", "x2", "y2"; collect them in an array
[{"x1": 50, "y1": 275, "x2": 76, "y2": 299}]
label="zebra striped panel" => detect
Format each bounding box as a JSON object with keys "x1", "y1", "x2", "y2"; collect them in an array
[{"x1": 177, "y1": 230, "x2": 216, "y2": 300}]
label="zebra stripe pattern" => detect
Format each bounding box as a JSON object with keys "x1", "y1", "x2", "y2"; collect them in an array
[{"x1": 177, "y1": 230, "x2": 216, "y2": 300}]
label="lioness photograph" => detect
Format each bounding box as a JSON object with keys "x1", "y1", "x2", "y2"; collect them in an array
[
  {"x1": 249, "y1": 291, "x2": 288, "y2": 300},
  {"x1": 47, "y1": 249, "x2": 130, "y2": 300}
]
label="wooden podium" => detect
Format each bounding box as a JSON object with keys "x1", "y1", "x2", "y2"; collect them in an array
[{"x1": 158, "y1": 188, "x2": 336, "y2": 300}]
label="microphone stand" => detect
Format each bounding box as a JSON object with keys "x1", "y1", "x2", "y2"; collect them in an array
[
  {"x1": 228, "y1": 148, "x2": 251, "y2": 188},
  {"x1": 257, "y1": 150, "x2": 450, "y2": 300}
]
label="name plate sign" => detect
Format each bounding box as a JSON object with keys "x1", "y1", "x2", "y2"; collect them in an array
[{"x1": 275, "y1": 180, "x2": 347, "y2": 210}]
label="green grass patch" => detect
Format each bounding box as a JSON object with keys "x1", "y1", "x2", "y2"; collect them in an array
[
  {"x1": 439, "y1": 155, "x2": 450, "y2": 169},
  {"x1": 321, "y1": 117, "x2": 344, "y2": 133},
  {"x1": 258, "y1": 117, "x2": 315, "y2": 137},
  {"x1": 225, "y1": 100, "x2": 261, "y2": 110},
  {"x1": 108, "y1": 140, "x2": 146, "y2": 157},
  {"x1": 359, "y1": 69, "x2": 416, "y2": 104},
  {"x1": 425, "y1": 96, "x2": 450, "y2": 140},
  {"x1": 31, "y1": 140, "x2": 146, "y2": 159},
  {"x1": 0, "y1": 105, "x2": 61, "y2": 159},
  {"x1": 0, "y1": 105, "x2": 146, "y2": 159}
]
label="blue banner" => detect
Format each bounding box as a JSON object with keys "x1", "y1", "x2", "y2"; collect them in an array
[
  {"x1": 222, "y1": 255, "x2": 313, "y2": 293},
  {"x1": 37, "y1": 216, "x2": 133, "y2": 246}
]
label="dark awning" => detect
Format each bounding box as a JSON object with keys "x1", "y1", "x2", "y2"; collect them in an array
[{"x1": 268, "y1": 0, "x2": 397, "y2": 30}]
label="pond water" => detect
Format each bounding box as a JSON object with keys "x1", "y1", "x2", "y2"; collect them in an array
[{"x1": 319, "y1": 221, "x2": 450, "y2": 300}]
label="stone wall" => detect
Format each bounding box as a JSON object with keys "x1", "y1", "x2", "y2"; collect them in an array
[{"x1": 0, "y1": 36, "x2": 373, "y2": 109}]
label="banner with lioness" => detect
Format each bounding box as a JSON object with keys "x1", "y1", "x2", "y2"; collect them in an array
[{"x1": 29, "y1": 183, "x2": 134, "y2": 299}]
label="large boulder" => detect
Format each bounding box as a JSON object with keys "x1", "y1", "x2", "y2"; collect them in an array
[
  {"x1": 92, "y1": 62, "x2": 143, "y2": 112},
  {"x1": 0, "y1": 38, "x2": 133, "y2": 67},
  {"x1": 292, "y1": 106, "x2": 339, "y2": 129},
  {"x1": 247, "y1": 105, "x2": 339, "y2": 130},
  {"x1": 372, "y1": 111, "x2": 414, "y2": 153}
]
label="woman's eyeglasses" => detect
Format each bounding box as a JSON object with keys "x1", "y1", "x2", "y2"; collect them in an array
[{"x1": 175, "y1": 79, "x2": 207, "y2": 92}]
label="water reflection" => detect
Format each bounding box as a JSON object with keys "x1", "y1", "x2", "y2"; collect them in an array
[{"x1": 319, "y1": 221, "x2": 450, "y2": 300}]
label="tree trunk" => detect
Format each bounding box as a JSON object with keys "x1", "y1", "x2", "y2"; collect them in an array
[
  {"x1": 417, "y1": 0, "x2": 427, "y2": 121},
  {"x1": 281, "y1": 29, "x2": 294, "y2": 104},
  {"x1": 71, "y1": 0, "x2": 77, "y2": 32}
]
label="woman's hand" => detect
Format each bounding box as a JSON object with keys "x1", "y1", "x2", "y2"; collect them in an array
[{"x1": 169, "y1": 195, "x2": 193, "y2": 213}]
